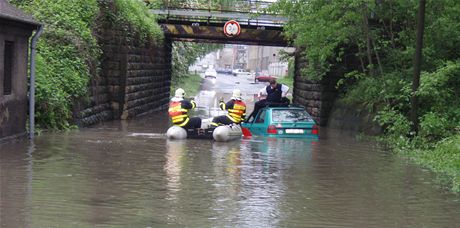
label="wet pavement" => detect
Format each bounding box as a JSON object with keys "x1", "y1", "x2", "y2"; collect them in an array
[{"x1": 1, "y1": 74, "x2": 460, "y2": 227}]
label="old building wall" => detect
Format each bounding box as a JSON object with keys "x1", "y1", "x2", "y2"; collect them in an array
[{"x1": 0, "y1": 22, "x2": 33, "y2": 140}]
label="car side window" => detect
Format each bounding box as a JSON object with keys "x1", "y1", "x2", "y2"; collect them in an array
[{"x1": 255, "y1": 110, "x2": 266, "y2": 123}]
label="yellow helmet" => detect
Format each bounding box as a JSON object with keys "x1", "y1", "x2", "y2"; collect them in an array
[
  {"x1": 175, "y1": 88, "x2": 186, "y2": 98},
  {"x1": 232, "y1": 89, "x2": 242, "y2": 100}
]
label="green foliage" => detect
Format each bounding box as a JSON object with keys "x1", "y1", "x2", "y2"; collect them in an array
[
  {"x1": 417, "y1": 60, "x2": 460, "y2": 116},
  {"x1": 275, "y1": 0, "x2": 374, "y2": 79},
  {"x1": 13, "y1": 0, "x2": 100, "y2": 129},
  {"x1": 11, "y1": 0, "x2": 164, "y2": 129},
  {"x1": 374, "y1": 107, "x2": 411, "y2": 138},
  {"x1": 113, "y1": 0, "x2": 163, "y2": 42},
  {"x1": 147, "y1": 0, "x2": 247, "y2": 11},
  {"x1": 419, "y1": 112, "x2": 450, "y2": 141},
  {"x1": 341, "y1": 72, "x2": 412, "y2": 113},
  {"x1": 274, "y1": 0, "x2": 460, "y2": 191}
]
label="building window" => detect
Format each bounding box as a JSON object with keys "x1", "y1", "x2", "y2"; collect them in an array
[{"x1": 3, "y1": 41, "x2": 14, "y2": 95}]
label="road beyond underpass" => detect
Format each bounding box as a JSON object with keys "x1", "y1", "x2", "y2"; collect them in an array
[{"x1": 194, "y1": 72, "x2": 265, "y2": 116}]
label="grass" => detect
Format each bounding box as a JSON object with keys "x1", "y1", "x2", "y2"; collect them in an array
[
  {"x1": 171, "y1": 74, "x2": 203, "y2": 97},
  {"x1": 403, "y1": 134, "x2": 460, "y2": 192}
]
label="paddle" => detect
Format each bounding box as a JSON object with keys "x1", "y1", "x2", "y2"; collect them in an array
[{"x1": 241, "y1": 127, "x2": 252, "y2": 137}]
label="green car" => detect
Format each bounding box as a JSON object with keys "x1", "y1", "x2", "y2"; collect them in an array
[{"x1": 241, "y1": 106, "x2": 319, "y2": 138}]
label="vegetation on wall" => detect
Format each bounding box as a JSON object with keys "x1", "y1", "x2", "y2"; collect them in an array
[
  {"x1": 146, "y1": 0, "x2": 244, "y2": 11},
  {"x1": 11, "y1": 0, "x2": 163, "y2": 129},
  {"x1": 11, "y1": 0, "x2": 100, "y2": 129},
  {"x1": 274, "y1": 0, "x2": 460, "y2": 191},
  {"x1": 112, "y1": 0, "x2": 163, "y2": 42}
]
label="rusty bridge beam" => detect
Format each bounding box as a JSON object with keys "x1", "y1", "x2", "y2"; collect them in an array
[{"x1": 159, "y1": 22, "x2": 289, "y2": 46}]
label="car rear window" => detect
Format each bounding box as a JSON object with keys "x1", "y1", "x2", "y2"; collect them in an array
[{"x1": 272, "y1": 109, "x2": 313, "y2": 122}]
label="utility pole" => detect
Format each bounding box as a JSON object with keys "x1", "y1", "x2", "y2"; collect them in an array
[{"x1": 410, "y1": 0, "x2": 426, "y2": 134}]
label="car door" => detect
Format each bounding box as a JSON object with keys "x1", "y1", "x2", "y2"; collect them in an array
[{"x1": 250, "y1": 109, "x2": 267, "y2": 135}]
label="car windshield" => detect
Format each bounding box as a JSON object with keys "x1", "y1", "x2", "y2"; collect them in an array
[{"x1": 272, "y1": 109, "x2": 313, "y2": 122}]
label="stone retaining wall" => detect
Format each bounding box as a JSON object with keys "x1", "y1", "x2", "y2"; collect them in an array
[
  {"x1": 328, "y1": 101, "x2": 382, "y2": 135},
  {"x1": 75, "y1": 22, "x2": 171, "y2": 126},
  {"x1": 293, "y1": 51, "x2": 340, "y2": 126}
]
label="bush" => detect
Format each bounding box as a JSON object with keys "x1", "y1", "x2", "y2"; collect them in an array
[
  {"x1": 374, "y1": 107, "x2": 411, "y2": 138},
  {"x1": 419, "y1": 112, "x2": 450, "y2": 141},
  {"x1": 341, "y1": 72, "x2": 412, "y2": 113}
]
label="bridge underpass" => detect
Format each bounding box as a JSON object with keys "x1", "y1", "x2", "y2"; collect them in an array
[
  {"x1": 153, "y1": 6, "x2": 338, "y2": 126},
  {"x1": 78, "y1": 3, "x2": 338, "y2": 127}
]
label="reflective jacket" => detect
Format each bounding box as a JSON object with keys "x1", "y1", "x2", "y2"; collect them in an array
[
  {"x1": 220, "y1": 99, "x2": 246, "y2": 123},
  {"x1": 168, "y1": 99, "x2": 196, "y2": 126}
]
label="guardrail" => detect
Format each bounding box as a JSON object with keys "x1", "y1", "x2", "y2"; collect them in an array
[
  {"x1": 151, "y1": 0, "x2": 286, "y2": 27},
  {"x1": 156, "y1": 0, "x2": 277, "y2": 13}
]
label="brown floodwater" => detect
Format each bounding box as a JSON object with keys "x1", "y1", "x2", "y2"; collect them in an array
[
  {"x1": 1, "y1": 111, "x2": 460, "y2": 227},
  {"x1": 2, "y1": 77, "x2": 460, "y2": 227}
]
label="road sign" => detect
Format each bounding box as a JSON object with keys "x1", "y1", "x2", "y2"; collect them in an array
[{"x1": 223, "y1": 20, "x2": 241, "y2": 37}]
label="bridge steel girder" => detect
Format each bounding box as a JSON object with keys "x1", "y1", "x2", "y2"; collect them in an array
[{"x1": 159, "y1": 21, "x2": 289, "y2": 47}]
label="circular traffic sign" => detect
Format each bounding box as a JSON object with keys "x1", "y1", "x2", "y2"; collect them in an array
[{"x1": 223, "y1": 20, "x2": 241, "y2": 37}]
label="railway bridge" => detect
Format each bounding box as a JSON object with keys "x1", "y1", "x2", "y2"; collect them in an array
[{"x1": 77, "y1": 1, "x2": 338, "y2": 127}]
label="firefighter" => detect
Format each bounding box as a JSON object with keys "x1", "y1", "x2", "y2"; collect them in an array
[
  {"x1": 168, "y1": 88, "x2": 201, "y2": 129},
  {"x1": 211, "y1": 89, "x2": 247, "y2": 126}
]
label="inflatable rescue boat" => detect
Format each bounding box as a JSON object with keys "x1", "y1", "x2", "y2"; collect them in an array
[{"x1": 166, "y1": 124, "x2": 242, "y2": 142}]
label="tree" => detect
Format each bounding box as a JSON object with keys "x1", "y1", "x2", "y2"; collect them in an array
[{"x1": 410, "y1": 0, "x2": 426, "y2": 134}]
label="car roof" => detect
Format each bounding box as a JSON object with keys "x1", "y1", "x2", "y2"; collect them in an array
[{"x1": 260, "y1": 106, "x2": 306, "y2": 112}]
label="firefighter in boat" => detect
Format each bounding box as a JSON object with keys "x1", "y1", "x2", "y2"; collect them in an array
[
  {"x1": 168, "y1": 88, "x2": 202, "y2": 129},
  {"x1": 211, "y1": 89, "x2": 247, "y2": 126}
]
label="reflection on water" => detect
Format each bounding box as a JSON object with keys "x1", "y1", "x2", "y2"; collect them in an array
[
  {"x1": 165, "y1": 140, "x2": 185, "y2": 201},
  {"x1": 1, "y1": 114, "x2": 460, "y2": 227}
]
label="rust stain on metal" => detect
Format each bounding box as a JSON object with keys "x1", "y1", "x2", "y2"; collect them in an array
[{"x1": 161, "y1": 23, "x2": 288, "y2": 46}]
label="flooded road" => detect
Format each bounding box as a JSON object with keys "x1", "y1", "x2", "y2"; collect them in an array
[{"x1": 1, "y1": 74, "x2": 460, "y2": 227}]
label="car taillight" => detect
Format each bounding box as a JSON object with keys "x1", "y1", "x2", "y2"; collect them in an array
[
  {"x1": 312, "y1": 125, "x2": 319, "y2": 135},
  {"x1": 267, "y1": 125, "x2": 277, "y2": 134}
]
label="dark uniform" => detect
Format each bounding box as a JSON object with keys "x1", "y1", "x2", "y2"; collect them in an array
[
  {"x1": 211, "y1": 99, "x2": 247, "y2": 126},
  {"x1": 247, "y1": 84, "x2": 290, "y2": 121},
  {"x1": 168, "y1": 99, "x2": 201, "y2": 129}
]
